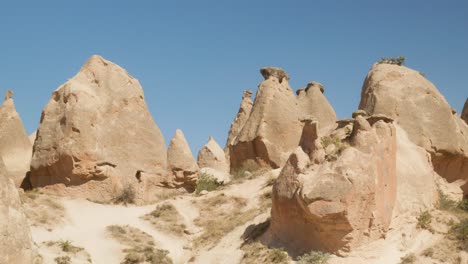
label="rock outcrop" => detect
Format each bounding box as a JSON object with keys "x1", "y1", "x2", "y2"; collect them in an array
[
  {"x1": 270, "y1": 116, "x2": 397, "y2": 255},
  {"x1": 197, "y1": 136, "x2": 229, "y2": 173},
  {"x1": 167, "y1": 129, "x2": 199, "y2": 191},
  {"x1": 225, "y1": 90, "x2": 253, "y2": 149},
  {"x1": 462, "y1": 98, "x2": 468, "y2": 124},
  {"x1": 358, "y1": 63, "x2": 468, "y2": 193},
  {"x1": 228, "y1": 67, "x2": 337, "y2": 171},
  {"x1": 0, "y1": 158, "x2": 35, "y2": 263},
  {"x1": 297, "y1": 82, "x2": 337, "y2": 132},
  {"x1": 29, "y1": 55, "x2": 167, "y2": 199},
  {"x1": 0, "y1": 93, "x2": 32, "y2": 186}
]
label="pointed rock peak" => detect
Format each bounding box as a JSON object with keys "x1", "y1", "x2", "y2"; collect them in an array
[
  {"x1": 4, "y1": 90, "x2": 13, "y2": 101},
  {"x1": 208, "y1": 136, "x2": 215, "y2": 142},
  {"x1": 243, "y1": 90, "x2": 253, "y2": 99},
  {"x1": 462, "y1": 98, "x2": 468, "y2": 124},
  {"x1": 260, "y1": 67, "x2": 289, "y2": 83},
  {"x1": 305, "y1": 82, "x2": 325, "y2": 93},
  {"x1": 174, "y1": 129, "x2": 185, "y2": 138}
]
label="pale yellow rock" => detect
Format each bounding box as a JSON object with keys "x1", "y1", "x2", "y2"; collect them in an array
[
  {"x1": 29, "y1": 55, "x2": 167, "y2": 199},
  {"x1": 270, "y1": 117, "x2": 397, "y2": 255},
  {"x1": 197, "y1": 136, "x2": 229, "y2": 173},
  {"x1": 225, "y1": 90, "x2": 253, "y2": 148},
  {"x1": 0, "y1": 97, "x2": 32, "y2": 186},
  {"x1": 462, "y1": 98, "x2": 468, "y2": 124},
  {"x1": 359, "y1": 63, "x2": 468, "y2": 193},
  {"x1": 167, "y1": 129, "x2": 199, "y2": 190},
  {"x1": 28, "y1": 131, "x2": 37, "y2": 145},
  {"x1": 0, "y1": 158, "x2": 35, "y2": 263}
]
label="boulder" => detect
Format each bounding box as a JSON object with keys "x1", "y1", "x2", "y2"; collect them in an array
[
  {"x1": 358, "y1": 63, "x2": 468, "y2": 193},
  {"x1": 225, "y1": 90, "x2": 253, "y2": 149},
  {"x1": 0, "y1": 157, "x2": 35, "y2": 263},
  {"x1": 29, "y1": 55, "x2": 167, "y2": 200},
  {"x1": 462, "y1": 98, "x2": 468, "y2": 124},
  {"x1": 0, "y1": 94, "x2": 32, "y2": 186},
  {"x1": 167, "y1": 129, "x2": 199, "y2": 191},
  {"x1": 297, "y1": 82, "x2": 337, "y2": 132},
  {"x1": 270, "y1": 116, "x2": 397, "y2": 255},
  {"x1": 197, "y1": 136, "x2": 229, "y2": 173}
]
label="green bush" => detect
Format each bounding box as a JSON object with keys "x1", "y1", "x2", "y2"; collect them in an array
[
  {"x1": 195, "y1": 173, "x2": 220, "y2": 194},
  {"x1": 451, "y1": 218, "x2": 468, "y2": 250},
  {"x1": 417, "y1": 210, "x2": 432, "y2": 230},
  {"x1": 114, "y1": 184, "x2": 136, "y2": 205},
  {"x1": 377, "y1": 56, "x2": 405, "y2": 66},
  {"x1": 457, "y1": 199, "x2": 468, "y2": 212},
  {"x1": 437, "y1": 190, "x2": 457, "y2": 211},
  {"x1": 297, "y1": 251, "x2": 330, "y2": 264},
  {"x1": 320, "y1": 136, "x2": 349, "y2": 161}
]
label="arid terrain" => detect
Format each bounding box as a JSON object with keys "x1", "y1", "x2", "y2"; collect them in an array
[{"x1": 1, "y1": 55, "x2": 468, "y2": 264}]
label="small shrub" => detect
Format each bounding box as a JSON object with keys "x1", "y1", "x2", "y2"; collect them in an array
[
  {"x1": 437, "y1": 190, "x2": 457, "y2": 211},
  {"x1": 451, "y1": 218, "x2": 468, "y2": 250},
  {"x1": 233, "y1": 159, "x2": 263, "y2": 180},
  {"x1": 144, "y1": 203, "x2": 186, "y2": 234},
  {"x1": 457, "y1": 199, "x2": 468, "y2": 212},
  {"x1": 417, "y1": 210, "x2": 432, "y2": 230},
  {"x1": 400, "y1": 253, "x2": 416, "y2": 264},
  {"x1": 195, "y1": 173, "x2": 220, "y2": 194},
  {"x1": 54, "y1": 256, "x2": 71, "y2": 264},
  {"x1": 421, "y1": 247, "x2": 434, "y2": 257},
  {"x1": 114, "y1": 184, "x2": 136, "y2": 205},
  {"x1": 377, "y1": 56, "x2": 406, "y2": 66},
  {"x1": 297, "y1": 251, "x2": 330, "y2": 264},
  {"x1": 320, "y1": 136, "x2": 349, "y2": 161},
  {"x1": 59, "y1": 240, "x2": 72, "y2": 252},
  {"x1": 268, "y1": 248, "x2": 289, "y2": 263}
]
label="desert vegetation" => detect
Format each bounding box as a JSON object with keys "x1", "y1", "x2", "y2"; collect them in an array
[
  {"x1": 141, "y1": 202, "x2": 186, "y2": 235},
  {"x1": 194, "y1": 173, "x2": 221, "y2": 195},
  {"x1": 377, "y1": 56, "x2": 406, "y2": 66}
]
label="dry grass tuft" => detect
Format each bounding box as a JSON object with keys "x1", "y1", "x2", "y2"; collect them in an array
[
  {"x1": 232, "y1": 159, "x2": 270, "y2": 182},
  {"x1": 141, "y1": 203, "x2": 186, "y2": 235},
  {"x1": 241, "y1": 242, "x2": 290, "y2": 264},
  {"x1": 106, "y1": 225, "x2": 173, "y2": 264}
]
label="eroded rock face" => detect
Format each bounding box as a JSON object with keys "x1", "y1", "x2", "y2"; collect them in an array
[
  {"x1": 225, "y1": 90, "x2": 253, "y2": 149},
  {"x1": 29, "y1": 55, "x2": 167, "y2": 199},
  {"x1": 228, "y1": 67, "x2": 337, "y2": 171},
  {"x1": 167, "y1": 129, "x2": 199, "y2": 191},
  {"x1": 0, "y1": 158, "x2": 34, "y2": 263},
  {"x1": 0, "y1": 96, "x2": 32, "y2": 186},
  {"x1": 358, "y1": 63, "x2": 468, "y2": 193},
  {"x1": 297, "y1": 82, "x2": 337, "y2": 132},
  {"x1": 270, "y1": 116, "x2": 397, "y2": 255},
  {"x1": 197, "y1": 136, "x2": 229, "y2": 173},
  {"x1": 462, "y1": 98, "x2": 468, "y2": 124}
]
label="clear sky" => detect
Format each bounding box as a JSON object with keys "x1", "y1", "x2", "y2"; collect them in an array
[{"x1": 1, "y1": 0, "x2": 467, "y2": 154}]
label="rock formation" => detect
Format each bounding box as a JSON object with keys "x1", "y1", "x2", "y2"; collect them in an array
[
  {"x1": 197, "y1": 136, "x2": 229, "y2": 173},
  {"x1": 297, "y1": 82, "x2": 337, "y2": 132},
  {"x1": 167, "y1": 129, "x2": 199, "y2": 191},
  {"x1": 228, "y1": 67, "x2": 337, "y2": 171},
  {"x1": 270, "y1": 115, "x2": 397, "y2": 255},
  {"x1": 462, "y1": 98, "x2": 468, "y2": 124},
  {"x1": 28, "y1": 131, "x2": 37, "y2": 145},
  {"x1": 358, "y1": 63, "x2": 468, "y2": 193},
  {"x1": 0, "y1": 93, "x2": 33, "y2": 186},
  {"x1": 29, "y1": 55, "x2": 167, "y2": 199},
  {"x1": 0, "y1": 158, "x2": 35, "y2": 263},
  {"x1": 225, "y1": 90, "x2": 253, "y2": 149}
]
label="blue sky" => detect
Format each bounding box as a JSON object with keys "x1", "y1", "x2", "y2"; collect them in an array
[{"x1": 1, "y1": 1, "x2": 467, "y2": 153}]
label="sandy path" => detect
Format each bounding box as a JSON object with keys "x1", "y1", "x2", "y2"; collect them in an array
[{"x1": 31, "y1": 198, "x2": 189, "y2": 264}]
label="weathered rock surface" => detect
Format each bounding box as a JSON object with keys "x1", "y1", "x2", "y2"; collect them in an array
[
  {"x1": 297, "y1": 82, "x2": 337, "y2": 132},
  {"x1": 359, "y1": 63, "x2": 468, "y2": 193},
  {"x1": 225, "y1": 90, "x2": 253, "y2": 149},
  {"x1": 28, "y1": 131, "x2": 37, "y2": 145},
  {"x1": 0, "y1": 158, "x2": 35, "y2": 263},
  {"x1": 197, "y1": 136, "x2": 229, "y2": 173},
  {"x1": 29, "y1": 55, "x2": 167, "y2": 199},
  {"x1": 270, "y1": 116, "x2": 397, "y2": 255},
  {"x1": 228, "y1": 67, "x2": 337, "y2": 171},
  {"x1": 0, "y1": 95, "x2": 32, "y2": 186},
  {"x1": 167, "y1": 129, "x2": 198, "y2": 191},
  {"x1": 462, "y1": 98, "x2": 468, "y2": 124}
]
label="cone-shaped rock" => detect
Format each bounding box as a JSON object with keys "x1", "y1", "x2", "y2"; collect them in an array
[
  {"x1": 28, "y1": 131, "x2": 37, "y2": 145},
  {"x1": 270, "y1": 116, "x2": 397, "y2": 255},
  {"x1": 225, "y1": 90, "x2": 254, "y2": 148},
  {"x1": 30, "y1": 55, "x2": 167, "y2": 196},
  {"x1": 462, "y1": 98, "x2": 468, "y2": 124},
  {"x1": 229, "y1": 67, "x2": 303, "y2": 169},
  {"x1": 0, "y1": 158, "x2": 35, "y2": 263},
  {"x1": 358, "y1": 63, "x2": 468, "y2": 192},
  {"x1": 0, "y1": 93, "x2": 32, "y2": 186},
  {"x1": 167, "y1": 129, "x2": 199, "y2": 191},
  {"x1": 198, "y1": 136, "x2": 229, "y2": 173},
  {"x1": 297, "y1": 82, "x2": 337, "y2": 132}
]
